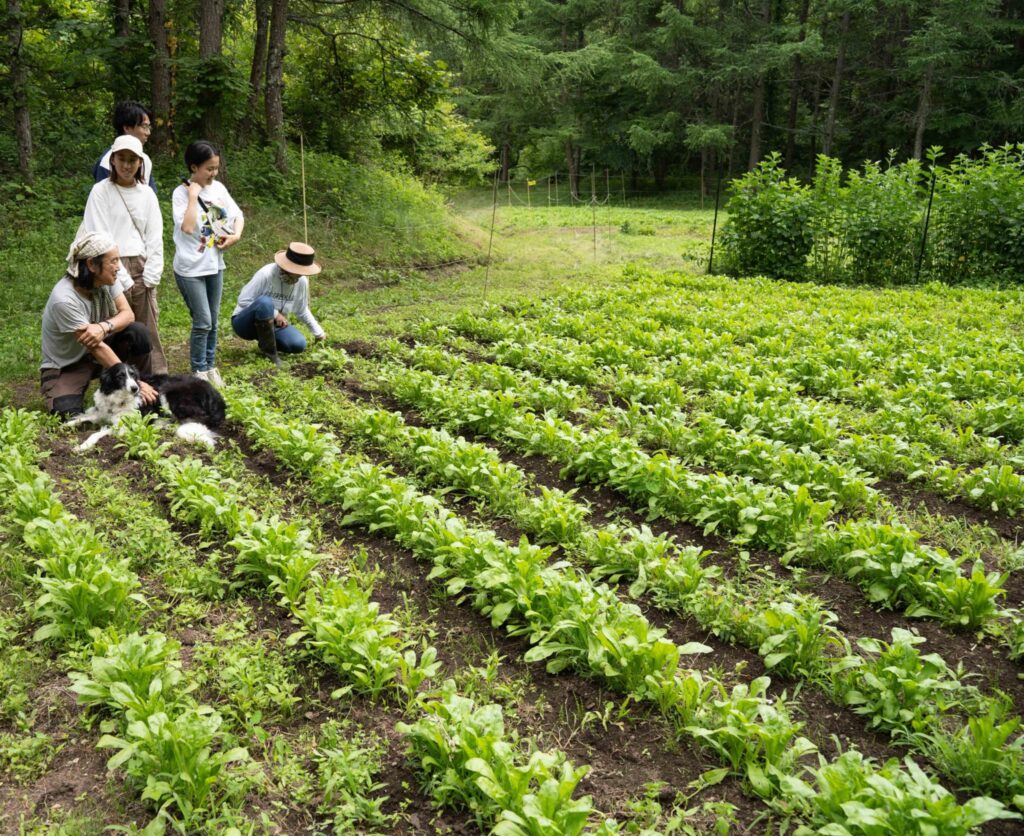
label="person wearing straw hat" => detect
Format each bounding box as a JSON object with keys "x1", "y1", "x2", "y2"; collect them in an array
[
  {"x1": 231, "y1": 242, "x2": 326, "y2": 367},
  {"x1": 41, "y1": 231, "x2": 158, "y2": 416}
]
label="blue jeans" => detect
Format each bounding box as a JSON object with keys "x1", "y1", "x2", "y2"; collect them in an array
[
  {"x1": 231, "y1": 295, "x2": 307, "y2": 353},
  {"x1": 175, "y1": 271, "x2": 223, "y2": 372}
]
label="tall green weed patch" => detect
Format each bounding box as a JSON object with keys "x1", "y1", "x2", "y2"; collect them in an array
[
  {"x1": 719, "y1": 145, "x2": 1024, "y2": 286},
  {"x1": 717, "y1": 154, "x2": 812, "y2": 280},
  {"x1": 927, "y1": 144, "x2": 1024, "y2": 284}
]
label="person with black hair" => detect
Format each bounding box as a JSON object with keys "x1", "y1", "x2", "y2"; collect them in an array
[
  {"x1": 172, "y1": 139, "x2": 244, "y2": 387},
  {"x1": 92, "y1": 100, "x2": 157, "y2": 192},
  {"x1": 41, "y1": 231, "x2": 158, "y2": 416}
]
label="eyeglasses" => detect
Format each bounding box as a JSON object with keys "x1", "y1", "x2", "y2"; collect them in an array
[{"x1": 138, "y1": 123, "x2": 152, "y2": 132}]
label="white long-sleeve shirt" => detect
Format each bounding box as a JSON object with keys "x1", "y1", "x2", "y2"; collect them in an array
[
  {"x1": 233, "y1": 263, "x2": 326, "y2": 338},
  {"x1": 82, "y1": 180, "x2": 164, "y2": 287}
]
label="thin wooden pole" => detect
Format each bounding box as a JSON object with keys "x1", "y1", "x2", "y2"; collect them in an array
[
  {"x1": 485, "y1": 167, "x2": 499, "y2": 300},
  {"x1": 300, "y1": 133, "x2": 308, "y2": 243}
]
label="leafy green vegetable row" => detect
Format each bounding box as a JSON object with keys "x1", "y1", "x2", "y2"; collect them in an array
[
  {"x1": 0, "y1": 409, "x2": 249, "y2": 833},
  {"x1": 492, "y1": 267, "x2": 1024, "y2": 405},
  {"x1": 394, "y1": 340, "x2": 876, "y2": 513},
  {"x1": 116, "y1": 412, "x2": 604, "y2": 835},
  {"x1": 432, "y1": 308, "x2": 1024, "y2": 515},
  {"x1": 369, "y1": 361, "x2": 1010, "y2": 635},
  {"x1": 228, "y1": 393, "x2": 1018, "y2": 834},
  {"x1": 271, "y1": 374, "x2": 1024, "y2": 808}
]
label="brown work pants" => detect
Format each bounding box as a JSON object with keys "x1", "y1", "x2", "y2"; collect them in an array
[
  {"x1": 122, "y1": 254, "x2": 167, "y2": 375},
  {"x1": 40, "y1": 322, "x2": 152, "y2": 416}
]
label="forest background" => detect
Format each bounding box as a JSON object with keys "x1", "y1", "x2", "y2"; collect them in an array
[{"x1": 2, "y1": 0, "x2": 1022, "y2": 204}]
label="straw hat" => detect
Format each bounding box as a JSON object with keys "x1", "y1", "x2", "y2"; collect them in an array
[{"x1": 274, "y1": 242, "x2": 321, "y2": 276}]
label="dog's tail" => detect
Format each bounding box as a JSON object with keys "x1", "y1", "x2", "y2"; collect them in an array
[{"x1": 176, "y1": 421, "x2": 218, "y2": 448}]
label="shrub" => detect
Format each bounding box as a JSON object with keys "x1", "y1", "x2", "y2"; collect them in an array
[
  {"x1": 841, "y1": 157, "x2": 922, "y2": 285},
  {"x1": 719, "y1": 153, "x2": 813, "y2": 280},
  {"x1": 926, "y1": 144, "x2": 1024, "y2": 284}
]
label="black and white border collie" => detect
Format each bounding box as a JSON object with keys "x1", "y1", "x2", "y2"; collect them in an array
[{"x1": 67, "y1": 363, "x2": 226, "y2": 450}]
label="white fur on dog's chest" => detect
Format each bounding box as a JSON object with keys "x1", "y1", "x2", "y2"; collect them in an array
[{"x1": 94, "y1": 389, "x2": 143, "y2": 420}]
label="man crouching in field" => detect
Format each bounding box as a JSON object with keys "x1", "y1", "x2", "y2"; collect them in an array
[{"x1": 40, "y1": 231, "x2": 158, "y2": 417}]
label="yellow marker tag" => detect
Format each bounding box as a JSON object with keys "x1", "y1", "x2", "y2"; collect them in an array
[{"x1": 527, "y1": 180, "x2": 537, "y2": 187}]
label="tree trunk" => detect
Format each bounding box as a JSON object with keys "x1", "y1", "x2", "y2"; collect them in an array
[
  {"x1": 8, "y1": 0, "x2": 33, "y2": 184},
  {"x1": 198, "y1": 0, "x2": 226, "y2": 146},
  {"x1": 241, "y1": 0, "x2": 271, "y2": 142},
  {"x1": 748, "y1": 75, "x2": 766, "y2": 170},
  {"x1": 912, "y1": 64, "x2": 932, "y2": 160},
  {"x1": 747, "y1": 0, "x2": 772, "y2": 171},
  {"x1": 265, "y1": 0, "x2": 289, "y2": 173},
  {"x1": 727, "y1": 93, "x2": 740, "y2": 180},
  {"x1": 700, "y1": 147, "x2": 707, "y2": 206},
  {"x1": 148, "y1": 0, "x2": 171, "y2": 152},
  {"x1": 499, "y1": 142, "x2": 511, "y2": 183},
  {"x1": 808, "y1": 70, "x2": 822, "y2": 176},
  {"x1": 784, "y1": 0, "x2": 811, "y2": 170},
  {"x1": 565, "y1": 139, "x2": 579, "y2": 200},
  {"x1": 822, "y1": 9, "x2": 849, "y2": 157},
  {"x1": 111, "y1": 0, "x2": 133, "y2": 101}
]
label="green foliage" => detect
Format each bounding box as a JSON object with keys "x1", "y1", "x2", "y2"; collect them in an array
[
  {"x1": 722, "y1": 148, "x2": 1024, "y2": 285},
  {"x1": 841, "y1": 157, "x2": 922, "y2": 286},
  {"x1": 397, "y1": 681, "x2": 595, "y2": 834},
  {"x1": 718, "y1": 154, "x2": 813, "y2": 279},
  {"x1": 798, "y1": 752, "x2": 1017, "y2": 835},
  {"x1": 228, "y1": 145, "x2": 466, "y2": 265},
  {"x1": 927, "y1": 144, "x2": 1024, "y2": 283},
  {"x1": 0, "y1": 731, "x2": 58, "y2": 784},
  {"x1": 193, "y1": 638, "x2": 300, "y2": 725},
  {"x1": 926, "y1": 700, "x2": 1024, "y2": 802},
  {"x1": 0, "y1": 613, "x2": 43, "y2": 729},
  {"x1": 315, "y1": 720, "x2": 397, "y2": 834},
  {"x1": 70, "y1": 630, "x2": 185, "y2": 720},
  {"x1": 833, "y1": 629, "x2": 966, "y2": 738},
  {"x1": 98, "y1": 707, "x2": 251, "y2": 830}
]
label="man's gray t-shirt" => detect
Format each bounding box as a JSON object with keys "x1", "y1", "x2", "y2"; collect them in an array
[{"x1": 41, "y1": 275, "x2": 123, "y2": 369}]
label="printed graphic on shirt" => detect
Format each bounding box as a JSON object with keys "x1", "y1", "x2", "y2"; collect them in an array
[
  {"x1": 197, "y1": 202, "x2": 232, "y2": 253},
  {"x1": 268, "y1": 283, "x2": 300, "y2": 310}
]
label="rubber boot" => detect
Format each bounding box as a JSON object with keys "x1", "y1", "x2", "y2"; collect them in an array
[{"x1": 254, "y1": 318, "x2": 282, "y2": 367}]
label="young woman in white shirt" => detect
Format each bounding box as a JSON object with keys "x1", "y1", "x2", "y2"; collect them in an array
[
  {"x1": 171, "y1": 140, "x2": 245, "y2": 387},
  {"x1": 81, "y1": 134, "x2": 166, "y2": 374}
]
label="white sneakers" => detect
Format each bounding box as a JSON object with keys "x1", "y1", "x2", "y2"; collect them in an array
[{"x1": 192, "y1": 369, "x2": 224, "y2": 387}]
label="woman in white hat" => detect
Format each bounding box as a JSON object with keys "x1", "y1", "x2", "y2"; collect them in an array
[
  {"x1": 231, "y1": 242, "x2": 326, "y2": 367},
  {"x1": 81, "y1": 133, "x2": 166, "y2": 374},
  {"x1": 41, "y1": 231, "x2": 158, "y2": 416}
]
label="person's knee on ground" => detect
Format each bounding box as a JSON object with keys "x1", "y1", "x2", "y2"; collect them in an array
[
  {"x1": 41, "y1": 363, "x2": 94, "y2": 418},
  {"x1": 50, "y1": 394, "x2": 86, "y2": 419}
]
